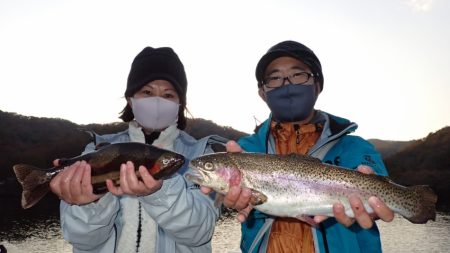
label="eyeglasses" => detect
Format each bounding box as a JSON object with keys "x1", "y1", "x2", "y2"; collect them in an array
[{"x1": 263, "y1": 72, "x2": 315, "y2": 89}]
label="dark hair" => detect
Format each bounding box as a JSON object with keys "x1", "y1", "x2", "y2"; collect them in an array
[
  {"x1": 255, "y1": 40, "x2": 324, "y2": 91},
  {"x1": 119, "y1": 46, "x2": 188, "y2": 130}
]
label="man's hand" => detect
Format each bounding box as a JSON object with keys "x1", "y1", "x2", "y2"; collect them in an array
[
  {"x1": 200, "y1": 140, "x2": 253, "y2": 222},
  {"x1": 314, "y1": 165, "x2": 395, "y2": 228}
]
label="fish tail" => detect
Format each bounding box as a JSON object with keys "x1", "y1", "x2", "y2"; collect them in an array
[
  {"x1": 13, "y1": 164, "x2": 51, "y2": 209},
  {"x1": 406, "y1": 185, "x2": 437, "y2": 224}
]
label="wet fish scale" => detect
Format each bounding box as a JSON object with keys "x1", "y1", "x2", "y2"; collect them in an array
[
  {"x1": 186, "y1": 152, "x2": 437, "y2": 224},
  {"x1": 13, "y1": 142, "x2": 185, "y2": 209}
]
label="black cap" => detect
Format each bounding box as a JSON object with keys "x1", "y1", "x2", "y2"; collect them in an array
[
  {"x1": 125, "y1": 47, "x2": 187, "y2": 101},
  {"x1": 255, "y1": 40, "x2": 324, "y2": 91}
]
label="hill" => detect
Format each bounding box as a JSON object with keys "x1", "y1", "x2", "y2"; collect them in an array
[
  {"x1": 0, "y1": 110, "x2": 247, "y2": 214},
  {"x1": 383, "y1": 126, "x2": 450, "y2": 210},
  {"x1": 368, "y1": 139, "x2": 414, "y2": 159},
  {"x1": 1, "y1": 110, "x2": 449, "y2": 212},
  {"x1": 0, "y1": 110, "x2": 246, "y2": 181}
]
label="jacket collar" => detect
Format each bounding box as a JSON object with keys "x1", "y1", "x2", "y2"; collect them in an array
[{"x1": 253, "y1": 110, "x2": 357, "y2": 153}]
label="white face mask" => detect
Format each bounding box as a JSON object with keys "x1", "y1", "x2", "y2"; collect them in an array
[{"x1": 130, "y1": 97, "x2": 180, "y2": 131}]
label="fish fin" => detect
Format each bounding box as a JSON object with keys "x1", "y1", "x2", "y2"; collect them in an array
[
  {"x1": 406, "y1": 185, "x2": 437, "y2": 224},
  {"x1": 95, "y1": 142, "x2": 111, "y2": 150},
  {"x1": 250, "y1": 190, "x2": 268, "y2": 206},
  {"x1": 13, "y1": 164, "x2": 50, "y2": 209},
  {"x1": 295, "y1": 214, "x2": 318, "y2": 227},
  {"x1": 211, "y1": 189, "x2": 266, "y2": 208},
  {"x1": 214, "y1": 193, "x2": 225, "y2": 209},
  {"x1": 22, "y1": 183, "x2": 50, "y2": 209},
  {"x1": 285, "y1": 153, "x2": 322, "y2": 163},
  {"x1": 371, "y1": 174, "x2": 395, "y2": 183}
]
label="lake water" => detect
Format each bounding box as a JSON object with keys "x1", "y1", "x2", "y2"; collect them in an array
[{"x1": 1, "y1": 212, "x2": 449, "y2": 253}]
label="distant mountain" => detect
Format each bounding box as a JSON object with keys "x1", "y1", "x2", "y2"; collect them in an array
[
  {"x1": 0, "y1": 111, "x2": 92, "y2": 181},
  {"x1": 1, "y1": 109, "x2": 449, "y2": 212},
  {"x1": 384, "y1": 127, "x2": 450, "y2": 172},
  {"x1": 0, "y1": 110, "x2": 246, "y2": 181},
  {"x1": 0, "y1": 110, "x2": 248, "y2": 213},
  {"x1": 383, "y1": 126, "x2": 450, "y2": 210},
  {"x1": 368, "y1": 139, "x2": 414, "y2": 159}
]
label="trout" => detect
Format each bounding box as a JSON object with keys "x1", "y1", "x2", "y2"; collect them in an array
[
  {"x1": 186, "y1": 152, "x2": 437, "y2": 224},
  {"x1": 13, "y1": 142, "x2": 185, "y2": 209}
]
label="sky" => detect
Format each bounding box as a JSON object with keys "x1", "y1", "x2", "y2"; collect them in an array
[{"x1": 0, "y1": 0, "x2": 449, "y2": 141}]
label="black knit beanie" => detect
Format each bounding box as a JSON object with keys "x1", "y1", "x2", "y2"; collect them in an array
[
  {"x1": 125, "y1": 47, "x2": 187, "y2": 101},
  {"x1": 255, "y1": 40, "x2": 324, "y2": 91}
]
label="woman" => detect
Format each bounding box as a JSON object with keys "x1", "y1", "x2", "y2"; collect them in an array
[{"x1": 50, "y1": 46, "x2": 227, "y2": 253}]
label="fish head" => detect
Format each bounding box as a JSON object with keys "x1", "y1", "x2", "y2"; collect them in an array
[
  {"x1": 186, "y1": 153, "x2": 241, "y2": 194},
  {"x1": 150, "y1": 151, "x2": 186, "y2": 179}
]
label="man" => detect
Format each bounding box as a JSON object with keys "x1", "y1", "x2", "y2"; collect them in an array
[{"x1": 203, "y1": 40, "x2": 394, "y2": 253}]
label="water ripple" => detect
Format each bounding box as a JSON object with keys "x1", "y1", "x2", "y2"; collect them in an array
[{"x1": 2, "y1": 212, "x2": 449, "y2": 253}]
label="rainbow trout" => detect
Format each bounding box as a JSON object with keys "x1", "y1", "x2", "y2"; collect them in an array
[
  {"x1": 186, "y1": 152, "x2": 437, "y2": 224},
  {"x1": 13, "y1": 142, "x2": 185, "y2": 209}
]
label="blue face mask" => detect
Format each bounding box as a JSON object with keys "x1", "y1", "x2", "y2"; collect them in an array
[{"x1": 265, "y1": 84, "x2": 317, "y2": 122}]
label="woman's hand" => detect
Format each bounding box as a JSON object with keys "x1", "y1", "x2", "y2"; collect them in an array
[
  {"x1": 49, "y1": 160, "x2": 103, "y2": 205},
  {"x1": 201, "y1": 140, "x2": 254, "y2": 223},
  {"x1": 314, "y1": 165, "x2": 395, "y2": 228},
  {"x1": 106, "y1": 161, "x2": 163, "y2": 197}
]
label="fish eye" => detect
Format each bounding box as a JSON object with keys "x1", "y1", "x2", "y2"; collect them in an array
[
  {"x1": 162, "y1": 159, "x2": 170, "y2": 165},
  {"x1": 204, "y1": 162, "x2": 214, "y2": 171}
]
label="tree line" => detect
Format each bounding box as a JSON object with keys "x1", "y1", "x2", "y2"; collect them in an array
[{"x1": 1, "y1": 110, "x2": 449, "y2": 211}]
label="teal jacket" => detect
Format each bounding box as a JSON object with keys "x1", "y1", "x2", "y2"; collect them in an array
[{"x1": 238, "y1": 111, "x2": 388, "y2": 253}]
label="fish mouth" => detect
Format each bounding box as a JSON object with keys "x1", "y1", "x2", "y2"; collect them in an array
[
  {"x1": 173, "y1": 157, "x2": 185, "y2": 169},
  {"x1": 185, "y1": 164, "x2": 208, "y2": 185}
]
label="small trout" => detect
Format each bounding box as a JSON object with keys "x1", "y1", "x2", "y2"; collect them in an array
[
  {"x1": 186, "y1": 152, "x2": 437, "y2": 224},
  {"x1": 13, "y1": 142, "x2": 185, "y2": 209}
]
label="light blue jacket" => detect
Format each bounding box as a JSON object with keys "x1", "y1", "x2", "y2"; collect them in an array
[
  {"x1": 238, "y1": 111, "x2": 388, "y2": 253},
  {"x1": 59, "y1": 128, "x2": 228, "y2": 253}
]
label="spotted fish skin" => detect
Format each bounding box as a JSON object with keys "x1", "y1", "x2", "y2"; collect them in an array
[
  {"x1": 186, "y1": 152, "x2": 437, "y2": 224},
  {"x1": 13, "y1": 142, "x2": 185, "y2": 209}
]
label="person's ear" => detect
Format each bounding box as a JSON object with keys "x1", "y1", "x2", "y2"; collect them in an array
[
  {"x1": 258, "y1": 87, "x2": 267, "y2": 102},
  {"x1": 126, "y1": 97, "x2": 132, "y2": 107}
]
